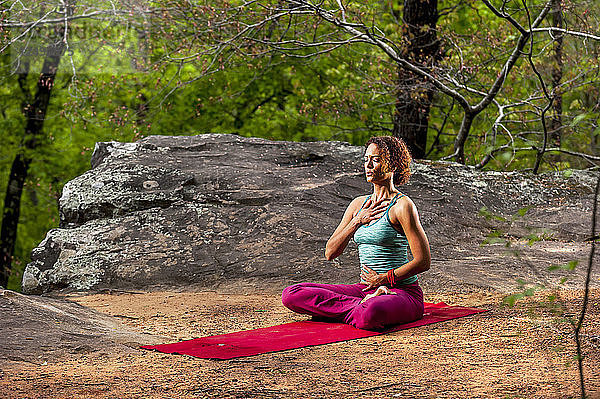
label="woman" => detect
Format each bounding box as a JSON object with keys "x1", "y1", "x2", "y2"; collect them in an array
[{"x1": 281, "y1": 136, "x2": 431, "y2": 331}]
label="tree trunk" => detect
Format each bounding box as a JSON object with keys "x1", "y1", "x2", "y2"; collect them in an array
[
  {"x1": 0, "y1": 38, "x2": 66, "y2": 288},
  {"x1": 392, "y1": 0, "x2": 439, "y2": 159},
  {"x1": 454, "y1": 111, "x2": 475, "y2": 164}
]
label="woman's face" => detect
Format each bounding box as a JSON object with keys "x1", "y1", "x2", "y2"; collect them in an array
[{"x1": 364, "y1": 143, "x2": 392, "y2": 183}]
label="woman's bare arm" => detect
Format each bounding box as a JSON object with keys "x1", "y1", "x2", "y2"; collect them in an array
[
  {"x1": 389, "y1": 197, "x2": 431, "y2": 279},
  {"x1": 324, "y1": 196, "x2": 387, "y2": 261}
]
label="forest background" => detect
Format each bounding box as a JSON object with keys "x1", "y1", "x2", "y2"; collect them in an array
[{"x1": 1, "y1": 0, "x2": 599, "y2": 291}]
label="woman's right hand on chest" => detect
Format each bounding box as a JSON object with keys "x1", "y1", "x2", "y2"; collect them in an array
[{"x1": 353, "y1": 197, "x2": 388, "y2": 226}]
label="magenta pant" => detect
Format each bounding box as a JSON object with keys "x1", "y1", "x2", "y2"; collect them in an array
[{"x1": 281, "y1": 281, "x2": 424, "y2": 331}]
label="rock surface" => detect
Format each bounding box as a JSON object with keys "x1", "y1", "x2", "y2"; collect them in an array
[
  {"x1": 0, "y1": 288, "x2": 161, "y2": 367},
  {"x1": 22, "y1": 134, "x2": 600, "y2": 294}
]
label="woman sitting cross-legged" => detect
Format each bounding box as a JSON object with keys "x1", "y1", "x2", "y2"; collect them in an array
[{"x1": 281, "y1": 135, "x2": 431, "y2": 331}]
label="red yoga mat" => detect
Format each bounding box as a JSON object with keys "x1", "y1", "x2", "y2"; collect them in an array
[{"x1": 141, "y1": 302, "x2": 487, "y2": 360}]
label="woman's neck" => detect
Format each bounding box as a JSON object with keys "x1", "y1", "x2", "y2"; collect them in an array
[{"x1": 370, "y1": 182, "x2": 398, "y2": 201}]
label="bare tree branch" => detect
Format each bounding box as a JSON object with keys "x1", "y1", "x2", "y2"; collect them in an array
[
  {"x1": 532, "y1": 27, "x2": 600, "y2": 41},
  {"x1": 480, "y1": 0, "x2": 527, "y2": 35}
]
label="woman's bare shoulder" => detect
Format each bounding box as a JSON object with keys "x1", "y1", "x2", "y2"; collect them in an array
[
  {"x1": 346, "y1": 195, "x2": 370, "y2": 214},
  {"x1": 353, "y1": 194, "x2": 371, "y2": 203},
  {"x1": 396, "y1": 193, "x2": 415, "y2": 205},
  {"x1": 391, "y1": 194, "x2": 418, "y2": 219}
]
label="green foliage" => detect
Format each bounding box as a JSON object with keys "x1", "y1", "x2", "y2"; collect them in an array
[
  {"x1": 547, "y1": 260, "x2": 579, "y2": 272},
  {"x1": 479, "y1": 205, "x2": 532, "y2": 226},
  {"x1": 480, "y1": 205, "x2": 582, "y2": 311},
  {"x1": 479, "y1": 206, "x2": 508, "y2": 223},
  {"x1": 2, "y1": 0, "x2": 600, "y2": 291},
  {"x1": 428, "y1": 0, "x2": 600, "y2": 170},
  {"x1": 503, "y1": 281, "x2": 545, "y2": 307}
]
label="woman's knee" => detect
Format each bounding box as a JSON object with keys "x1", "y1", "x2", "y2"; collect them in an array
[
  {"x1": 351, "y1": 302, "x2": 387, "y2": 330},
  {"x1": 281, "y1": 283, "x2": 305, "y2": 309},
  {"x1": 351, "y1": 297, "x2": 423, "y2": 330}
]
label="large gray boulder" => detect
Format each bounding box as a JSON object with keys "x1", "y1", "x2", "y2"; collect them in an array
[
  {"x1": 22, "y1": 134, "x2": 599, "y2": 294},
  {"x1": 0, "y1": 289, "x2": 160, "y2": 366}
]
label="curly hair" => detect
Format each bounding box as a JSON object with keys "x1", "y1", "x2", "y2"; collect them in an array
[{"x1": 365, "y1": 136, "x2": 412, "y2": 186}]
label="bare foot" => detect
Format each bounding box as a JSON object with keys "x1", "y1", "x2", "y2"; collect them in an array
[{"x1": 360, "y1": 286, "x2": 396, "y2": 304}]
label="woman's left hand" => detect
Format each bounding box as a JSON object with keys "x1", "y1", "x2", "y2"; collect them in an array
[{"x1": 360, "y1": 265, "x2": 388, "y2": 291}]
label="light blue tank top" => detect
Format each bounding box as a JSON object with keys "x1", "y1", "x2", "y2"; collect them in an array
[{"x1": 354, "y1": 193, "x2": 418, "y2": 285}]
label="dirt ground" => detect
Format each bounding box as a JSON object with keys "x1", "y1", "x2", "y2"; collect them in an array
[{"x1": 1, "y1": 288, "x2": 599, "y2": 399}]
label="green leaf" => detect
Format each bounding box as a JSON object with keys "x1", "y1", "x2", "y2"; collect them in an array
[
  {"x1": 566, "y1": 260, "x2": 579, "y2": 271},
  {"x1": 499, "y1": 151, "x2": 512, "y2": 162},
  {"x1": 548, "y1": 260, "x2": 579, "y2": 272},
  {"x1": 479, "y1": 206, "x2": 507, "y2": 222},
  {"x1": 503, "y1": 295, "x2": 518, "y2": 307},
  {"x1": 503, "y1": 293, "x2": 524, "y2": 307},
  {"x1": 570, "y1": 113, "x2": 587, "y2": 127},
  {"x1": 526, "y1": 233, "x2": 543, "y2": 246},
  {"x1": 481, "y1": 228, "x2": 507, "y2": 246},
  {"x1": 516, "y1": 207, "x2": 531, "y2": 217},
  {"x1": 569, "y1": 99, "x2": 582, "y2": 110},
  {"x1": 510, "y1": 206, "x2": 533, "y2": 222}
]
